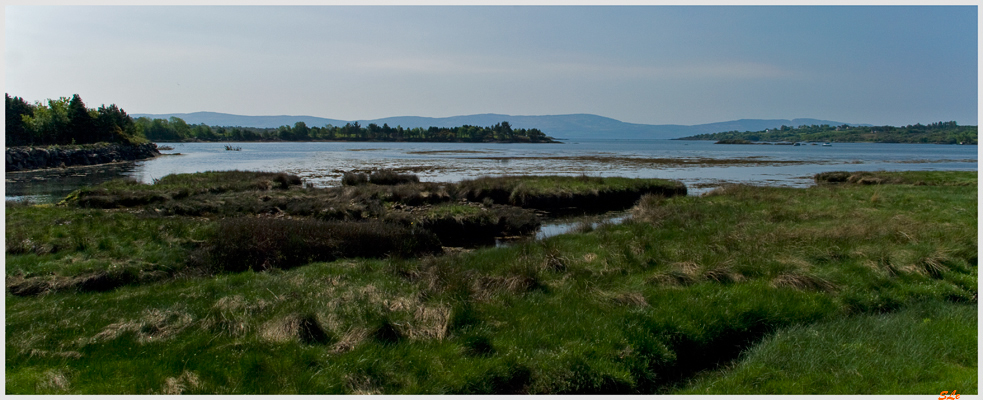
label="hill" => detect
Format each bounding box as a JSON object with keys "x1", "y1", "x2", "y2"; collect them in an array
[{"x1": 130, "y1": 112, "x2": 859, "y2": 140}]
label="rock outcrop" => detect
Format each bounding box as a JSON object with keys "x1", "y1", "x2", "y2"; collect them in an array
[{"x1": 6, "y1": 143, "x2": 160, "y2": 172}]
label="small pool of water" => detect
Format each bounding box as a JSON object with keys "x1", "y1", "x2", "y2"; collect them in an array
[{"x1": 496, "y1": 211, "x2": 630, "y2": 246}]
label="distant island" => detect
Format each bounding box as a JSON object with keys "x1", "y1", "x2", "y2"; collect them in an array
[
  {"x1": 676, "y1": 122, "x2": 978, "y2": 145},
  {"x1": 133, "y1": 117, "x2": 558, "y2": 144},
  {"x1": 133, "y1": 112, "x2": 863, "y2": 140}
]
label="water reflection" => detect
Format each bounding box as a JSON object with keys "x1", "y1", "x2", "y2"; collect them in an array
[
  {"x1": 5, "y1": 162, "x2": 138, "y2": 203},
  {"x1": 495, "y1": 212, "x2": 631, "y2": 247}
]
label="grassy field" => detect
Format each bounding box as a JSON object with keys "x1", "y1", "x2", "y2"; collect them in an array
[{"x1": 5, "y1": 170, "x2": 976, "y2": 394}]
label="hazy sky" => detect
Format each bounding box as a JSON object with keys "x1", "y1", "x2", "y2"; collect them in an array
[{"x1": 5, "y1": 5, "x2": 978, "y2": 126}]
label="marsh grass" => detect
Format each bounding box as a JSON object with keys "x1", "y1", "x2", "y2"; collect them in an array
[
  {"x1": 816, "y1": 170, "x2": 978, "y2": 186},
  {"x1": 5, "y1": 205, "x2": 209, "y2": 294},
  {"x1": 678, "y1": 301, "x2": 978, "y2": 394},
  {"x1": 389, "y1": 203, "x2": 541, "y2": 247},
  {"x1": 457, "y1": 175, "x2": 687, "y2": 213},
  {"x1": 62, "y1": 170, "x2": 304, "y2": 209},
  {"x1": 369, "y1": 169, "x2": 421, "y2": 185},
  {"x1": 5, "y1": 170, "x2": 977, "y2": 394},
  {"x1": 196, "y1": 218, "x2": 442, "y2": 273}
]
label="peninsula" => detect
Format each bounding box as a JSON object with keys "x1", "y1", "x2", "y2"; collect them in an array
[{"x1": 676, "y1": 121, "x2": 978, "y2": 144}]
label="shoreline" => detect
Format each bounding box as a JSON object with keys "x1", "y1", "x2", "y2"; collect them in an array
[{"x1": 5, "y1": 142, "x2": 161, "y2": 172}]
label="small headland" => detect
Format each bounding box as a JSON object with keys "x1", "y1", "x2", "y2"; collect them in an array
[{"x1": 5, "y1": 142, "x2": 161, "y2": 172}]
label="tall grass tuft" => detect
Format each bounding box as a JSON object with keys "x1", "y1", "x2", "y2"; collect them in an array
[{"x1": 369, "y1": 169, "x2": 420, "y2": 185}]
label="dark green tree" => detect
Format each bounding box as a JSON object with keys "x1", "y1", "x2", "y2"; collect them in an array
[
  {"x1": 66, "y1": 94, "x2": 97, "y2": 144},
  {"x1": 95, "y1": 104, "x2": 138, "y2": 144},
  {"x1": 6, "y1": 93, "x2": 34, "y2": 146}
]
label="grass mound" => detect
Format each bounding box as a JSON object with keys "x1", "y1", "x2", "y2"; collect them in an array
[
  {"x1": 194, "y1": 217, "x2": 443, "y2": 273},
  {"x1": 815, "y1": 170, "x2": 978, "y2": 186},
  {"x1": 62, "y1": 171, "x2": 304, "y2": 208},
  {"x1": 387, "y1": 203, "x2": 541, "y2": 247},
  {"x1": 369, "y1": 169, "x2": 421, "y2": 185},
  {"x1": 458, "y1": 175, "x2": 687, "y2": 214}
]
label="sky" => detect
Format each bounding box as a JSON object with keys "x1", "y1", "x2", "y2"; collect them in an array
[{"x1": 4, "y1": 5, "x2": 978, "y2": 126}]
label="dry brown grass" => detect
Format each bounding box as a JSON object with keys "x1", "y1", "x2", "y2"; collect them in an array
[
  {"x1": 260, "y1": 314, "x2": 331, "y2": 345},
  {"x1": 471, "y1": 275, "x2": 540, "y2": 301},
  {"x1": 200, "y1": 295, "x2": 274, "y2": 338},
  {"x1": 38, "y1": 369, "x2": 71, "y2": 392},
  {"x1": 770, "y1": 273, "x2": 838, "y2": 292},
  {"x1": 162, "y1": 370, "x2": 201, "y2": 395},
  {"x1": 609, "y1": 292, "x2": 649, "y2": 307},
  {"x1": 93, "y1": 308, "x2": 194, "y2": 344},
  {"x1": 857, "y1": 247, "x2": 958, "y2": 280},
  {"x1": 648, "y1": 261, "x2": 745, "y2": 286},
  {"x1": 28, "y1": 349, "x2": 82, "y2": 359},
  {"x1": 345, "y1": 373, "x2": 383, "y2": 394},
  {"x1": 648, "y1": 262, "x2": 702, "y2": 286},
  {"x1": 541, "y1": 245, "x2": 569, "y2": 272},
  {"x1": 330, "y1": 327, "x2": 370, "y2": 354},
  {"x1": 406, "y1": 304, "x2": 452, "y2": 341}
]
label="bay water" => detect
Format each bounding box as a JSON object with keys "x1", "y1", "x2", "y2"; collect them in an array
[{"x1": 6, "y1": 139, "x2": 977, "y2": 203}]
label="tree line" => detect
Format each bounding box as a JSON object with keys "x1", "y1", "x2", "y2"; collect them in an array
[
  {"x1": 134, "y1": 118, "x2": 557, "y2": 143},
  {"x1": 678, "y1": 122, "x2": 977, "y2": 144},
  {"x1": 6, "y1": 94, "x2": 142, "y2": 147},
  {"x1": 6, "y1": 93, "x2": 557, "y2": 146}
]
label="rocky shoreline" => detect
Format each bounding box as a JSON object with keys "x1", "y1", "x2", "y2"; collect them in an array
[{"x1": 5, "y1": 143, "x2": 160, "y2": 172}]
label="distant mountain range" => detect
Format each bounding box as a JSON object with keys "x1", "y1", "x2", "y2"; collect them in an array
[{"x1": 130, "y1": 112, "x2": 864, "y2": 140}]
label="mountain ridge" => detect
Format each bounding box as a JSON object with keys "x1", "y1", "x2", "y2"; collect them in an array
[{"x1": 130, "y1": 111, "x2": 865, "y2": 140}]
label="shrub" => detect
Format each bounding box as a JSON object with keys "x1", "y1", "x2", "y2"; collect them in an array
[
  {"x1": 342, "y1": 172, "x2": 369, "y2": 186},
  {"x1": 369, "y1": 169, "x2": 420, "y2": 185},
  {"x1": 814, "y1": 171, "x2": 851, "y2": 184},
  {"x1": 272, "y1": 173, "x2": 303, "y2": 190}
]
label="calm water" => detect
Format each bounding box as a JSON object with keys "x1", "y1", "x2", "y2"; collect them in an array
[{"x1": 5, "y1": 140, "x2": 977, "y2": 203}]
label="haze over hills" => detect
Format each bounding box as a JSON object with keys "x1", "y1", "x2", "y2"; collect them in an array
[{"x1": 130, "y1": 112, "x2": 863, "y2": 140}]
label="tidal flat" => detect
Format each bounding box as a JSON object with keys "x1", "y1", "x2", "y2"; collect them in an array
[{"x1": 5, "y1": 170, "x2": 977, "y2": 394}]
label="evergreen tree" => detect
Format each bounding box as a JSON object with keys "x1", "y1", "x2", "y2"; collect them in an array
[
  {"x1": 96, "y1": 104, "x2": 137, "y2": 144},
  {"x1": 5, "y1": 93, "x2": 34, "y2": 146},
  {"x1": 66, "y1": 94, "x2": 97, "y2": 144}
]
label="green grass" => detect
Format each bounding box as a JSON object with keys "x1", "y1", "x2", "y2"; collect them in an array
[
  {"x1": 678, "y1": 301, "x2": 978, "y2": 394},
  {"x1": 60, "y1": 170, "x2": 303, "y2": 209},
  {"x1": 5, "y1": 204, "x2": 209, "y2": 279},
  {"x1": 5, "y1": 170, "x2": 976, "y2": 393}
]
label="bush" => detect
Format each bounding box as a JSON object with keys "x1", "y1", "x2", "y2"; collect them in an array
[
  {"x1": 272, "y1": 173, "x2": 303, "y2": 189},
  {"x1": 194, "y1": 217, "x2": 442, "y2": 273},
  {"x1": 369, "y1": 169, "x2": 420, "y2": 185},
  {"x1": 342, "y1": 172, "x2": 369, "y2": 186}
]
